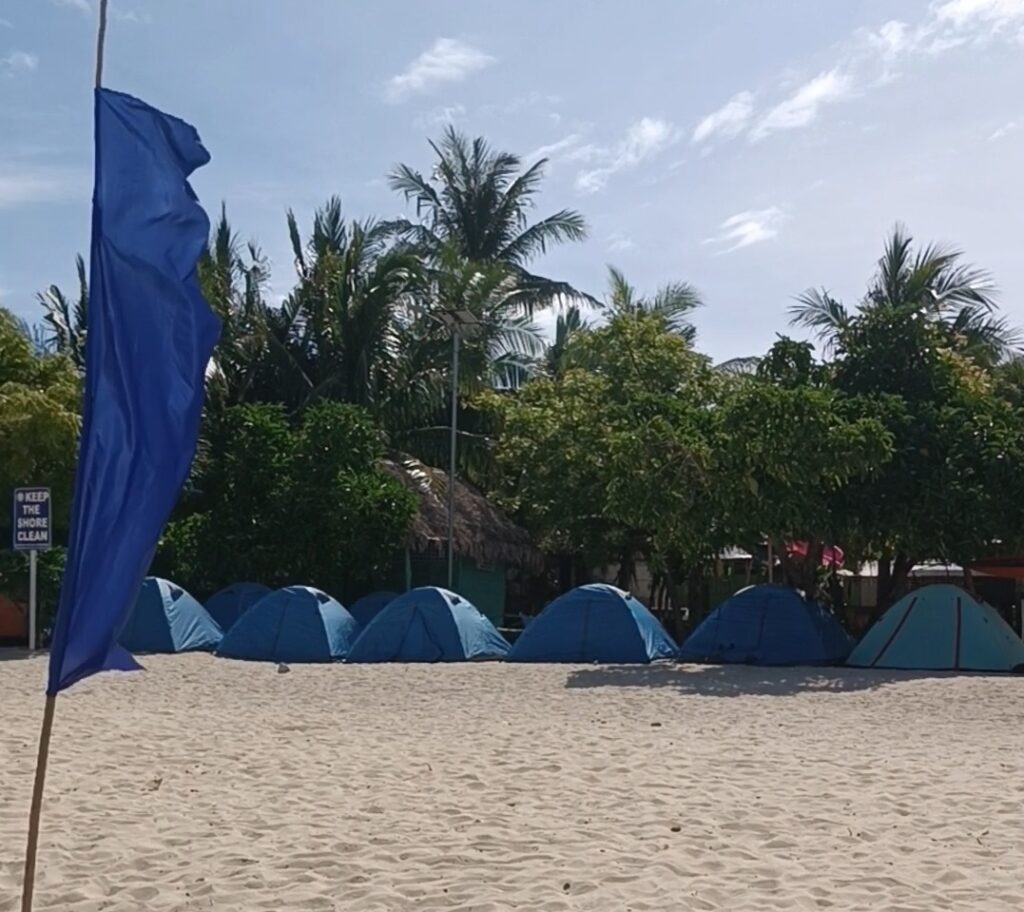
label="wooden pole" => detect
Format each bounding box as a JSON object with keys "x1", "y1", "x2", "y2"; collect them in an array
[
  {"x1": 95, "y1": 0, "x2": 108, "y2": 89},
  {"x1": 23, "y1": 4, "x2": 106, "y2": 910},
  {"x1": 20, "y1": 695, "x2": 57, "y2": 912}
]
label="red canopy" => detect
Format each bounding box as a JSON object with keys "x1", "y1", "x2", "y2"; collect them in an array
[
  {"x1": 968, "y1": 557, "x2": 1024, "y2": 580},
  {"x1": 786, "y1": 541, "x2": 845, "y2": 568}
]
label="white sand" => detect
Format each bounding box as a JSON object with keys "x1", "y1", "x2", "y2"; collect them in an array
[{"x1": 2, "y1": 653, "x2": 1023, "y2": 911}]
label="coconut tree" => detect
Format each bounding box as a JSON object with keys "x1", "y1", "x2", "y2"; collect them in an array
[
  {"x1": 259, "y1": 197, "x2": 424, "y2": 414},
  {"x1": 598, "y1": 266, "x2": 703, "y2": 342},
  {"x1": 790, "y1": 224, "x2": 1017, "y2": 364},
  {"x1": 37, "y1": 255, "x2": 88, "y2": 369},
  {"x1": 387, "y1": 126, "x2": 589, "y2": 309}
]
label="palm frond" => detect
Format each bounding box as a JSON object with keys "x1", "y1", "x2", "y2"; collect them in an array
[{"x1": 789, "y1": 288, "x2": 850, "y2": 348}]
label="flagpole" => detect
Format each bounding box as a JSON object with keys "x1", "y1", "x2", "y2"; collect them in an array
[
  {"x1": 95, "y1": 0, "x2": 108, "y2": 88},
  {"x1": 19, "y1": 696, "x2": 56, "y2": 912},
  {"x1": 21, "y1": 6, "x2": 108, "y2": 910}
]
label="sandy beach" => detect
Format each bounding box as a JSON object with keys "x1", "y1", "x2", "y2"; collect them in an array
[{"x1": 2, "y1": 653, "x2": 1022, "y2": 911}]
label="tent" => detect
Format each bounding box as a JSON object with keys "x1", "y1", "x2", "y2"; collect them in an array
[
  {"x1": 205, "y1": 581, "x2": 271, "y2": 631},
  {"x1": 119, "y1": 577, "x2": 223, "y2": 654},
  {"x1": 217, "y1": 586, "x2": 358, "y2": 663},
  {"x1": 347, "y1": 587, "x2": 510, "y2": 662},
  {"x1": 349, "y1": 590, "x2": 398, "y2": 628},
  {"x1": 847, "y1": 584, "x2": 1024, "y2": 672},
  {"x1": 680, "y1": 584, "x2": 851, "y2": 665},
  {"x1": 507, "y1": 584, "x2": 678, "y2": 664}
]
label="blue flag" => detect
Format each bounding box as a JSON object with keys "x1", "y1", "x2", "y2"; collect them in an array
[{"x1": 47, "y1": 89, "x2": 220, "y2": 694}]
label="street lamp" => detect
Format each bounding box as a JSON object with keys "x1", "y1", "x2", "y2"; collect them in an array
[{"x1": 438, "y1": 308, "x2": 481, "y2": 589}]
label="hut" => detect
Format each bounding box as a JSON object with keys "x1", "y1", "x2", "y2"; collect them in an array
[{"x1": 380, "y1": 457, "x2": 541, "y2": 626}]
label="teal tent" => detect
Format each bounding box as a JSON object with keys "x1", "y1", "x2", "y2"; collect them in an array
[
  {"x1": 848, "y1": 584, "x2": 1024, "y2": 672},
  {"x1": 205, "y1": 582, "x2": 271, "y2": 631},
  {"x1": 347, "y1": 587, "x2": 510, "y2": 662},
  {"x1": 508, "y1": 584, "x2": 678, "y2": 663},
  {"x1": 218, "y1": 586, "x2": 359, "y2": 663},
  {"x1": 119, "y1": 577, "x2": 222, "y2": 654},
  {"x1": 680, "y1": 584, "x2": 851, "y2": 666},
  {"x1": 349, "y1": 590, "x2": 398, "y2": 628}
]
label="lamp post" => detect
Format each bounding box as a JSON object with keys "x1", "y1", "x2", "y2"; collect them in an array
[{"x1": 438, "y1": 309, "x2": 480, "y2": 589}]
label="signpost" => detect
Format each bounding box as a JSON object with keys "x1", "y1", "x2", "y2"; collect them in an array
[{"x1": 12, "y1": 487, "x2": 52, "y2": 651}]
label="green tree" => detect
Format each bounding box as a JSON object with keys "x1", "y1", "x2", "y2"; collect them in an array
[
  {"x1": 0, "y1": 308, "x2": 80, "y2": 534},
  {"x1": 492, "y1": 312, "x2": 719, "y2": 632},
  {"x1": 158, "y1": 401, "x2": 416, "y2": 600},
  {"x1": 791, "y1": 228, "x2": 1024, "y2": 607},
  {"x1": 713, "y1": 339, "x2": 893, "y2": 596},
  {"x1": 388, "y1": 126, "x2": 589, "y2": 308},
  {"x1": 597, "y1": 266, "x2": 702, "y2": 343}
]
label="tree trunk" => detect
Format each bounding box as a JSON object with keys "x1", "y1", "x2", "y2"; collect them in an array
[
  {"x1": 664, "y1": 564, "x2": 684, "y2": 641},
  {"x1": 874, "y1": 550, "x2": 914, "y2": 618},
  {"x1": 686, "y1": 566, "x2": 703, "y2": 629}
]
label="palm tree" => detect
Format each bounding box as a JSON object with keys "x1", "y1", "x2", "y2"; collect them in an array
[
  {"x1": 387, "y1": 126, "x2": 589, "y2": 309},
  {"x1": 260, "y1": 196, "x2": 423, "y2": 414},
  {"x1": 598, "y1": 266, "x2": 703, "y2": 342},
  {"x1": 545, "y1": 305, "x2": 587, "y2": 377},
  {"x1": 199, "y1": 206, "x2": 274, "y2": 408},
  {"x1": 37, "y1": 255, "x2": 88, "y2": 369},
  {"x1": 790, "y1": 225, "x2": 1017, "y2": 363}
]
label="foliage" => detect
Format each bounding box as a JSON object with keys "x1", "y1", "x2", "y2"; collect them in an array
[
  {"x1": 387, "y1": 126, "x2": 589, "y2": 309},
  {"x1": 0, "y1": 308, "x2": 80, "y2": 538},
  {"x1": 157, "y1": 402, "x2": 416, "y2": 600},
  {"x1": 493, "y1": 313, "x2": 720, "y2": 594}
]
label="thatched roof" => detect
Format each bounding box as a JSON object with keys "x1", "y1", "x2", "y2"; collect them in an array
[{"x1": 382, "y1": 456, "x2": 541, "y2": 571}]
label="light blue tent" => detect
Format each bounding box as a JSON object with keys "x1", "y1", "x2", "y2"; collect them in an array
[
  {"x1": 205, "y1": 581, "x2": 271, "y2": 631},
  {"x1": 349, "y1": 590, "x2": 398, "y2": 628},
  {"x1": 848, "y1": 584, "x2": 1024, "y2": 672},
  {"x1": 119, "y1": 577, "x2": 223, "y2": 654},
  {"x1": 217, "y1": 586, "x2": 359, "y2": 663},
  {"x1": 507, "y1": 584, "x2": 678, "y2": 664},
  {"x1": 680, "y1": 584, "x2": 851, "y2": 666},
  {"x1": 347, "y1": 587, "x2": 510, "y2": 662}
]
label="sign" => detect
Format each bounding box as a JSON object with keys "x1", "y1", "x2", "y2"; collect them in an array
[{"x1": 13, "y1": 487, "x2": 52, "y2": 551}]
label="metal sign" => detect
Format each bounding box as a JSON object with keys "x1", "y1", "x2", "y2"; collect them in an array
[{"x1": 13, "y1": 487, "x2": 52, "y2": 551}]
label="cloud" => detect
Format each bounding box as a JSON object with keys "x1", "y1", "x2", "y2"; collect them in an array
[
  {"x1": 692, "y1": 91, "x2": 755, "y2": 144},
  {"x1": 0, "y1": 164, "x2": 88, "y2": 208},
  {"x1": 989, "y1": 120, "x2": 1019, "y2": 140},
  {"x1": 1, "y1": 51, "x2": 38, "y2": 76},
  {"x1": 704, "y1": 207, "x2": 785, "y2": 253},
  {"x1": 51, "y1": 0, "x2": 91, "y2": 12},
  {"x1": 575, "y1": 117, "x2": 680, "y2": 193},
  {"x1": 385, "y1": 38, "x2": 494, "y2": 103},
  {"x1": 932, "y1": 0, "x2": 1024, "y2": 30},
  {"x1": 412, "y1": 104, "x2": 466, "y2": 131},
  {"x1": 0, "y1": 17, "x2": 13, "y2": 28},
  {"x1": 916, "y1": 0, "x2": 1024, "y2": 52},
  {"x1": 111, "y1": 6, "x2": 152, "y2": 24},
  {"x1": 606, "y1": 232, "x2": 636, "y2": 253},
  {"x1": 751, "y1": 69, "x2": 852, "y2": 140},
  {"x1": 527, "y1": 133, "x2": 587, "y2": 162},
  {"x1": 865, "y1": 20, "x2": 911, "y2": 57}
]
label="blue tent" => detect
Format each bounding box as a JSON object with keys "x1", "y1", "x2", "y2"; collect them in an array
[
  {"x1": 205, "y1": 581, "x2": 271, "y2": 631},
  {"x1": 680, "y1": 584, "x2": 851, "y2": 666},
  {"x1": 848, "y1": 584, "x2": 1024, "y2": 672},
  {"x1": 347, "y1": 587, "x2": 510, "y2": 662},
  {"x1": 119, "y1": 577, "x2": 223, "y2": 654},
  {"x1": 507, "y1": 584, "x2": 678, "y2": 664},
  {"x1": 349, "y1": 590, "x2": 398, "y2": 628},
  {"x1": 217, "y1": 586, "x2": 359, "y2": 663}
]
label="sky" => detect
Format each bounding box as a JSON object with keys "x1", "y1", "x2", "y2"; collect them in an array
[{"x1": 1, "y1": 0, "x2": 1023, "y2": 361}]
